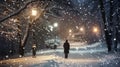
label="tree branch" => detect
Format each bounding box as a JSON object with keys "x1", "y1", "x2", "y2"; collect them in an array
[{"x1": 0, "y1": 0, "x2": 38, "y2": 23}]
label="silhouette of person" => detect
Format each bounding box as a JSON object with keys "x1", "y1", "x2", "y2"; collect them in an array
[
  {"x1": 32, "y1": 44, "x2": 36, "y2": 57},
  {"x1": 63, "y1": 40, "x2": 70, "y2": 58}
]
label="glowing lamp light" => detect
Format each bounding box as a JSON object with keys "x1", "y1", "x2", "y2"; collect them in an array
[
  {"x1": 53, "y1": 23, "x2": 58, "y2": 27},
  {"x1": 80, "y1": 27, "x2": 84, "y2": 32},
  {"x1": 31, "y1": 9, "x2": 37, "y2": 16},
  {"x1": 93, "y1": 27, "x2": 98, "y2": 33},
  {"x1": 69, "y1": 29, "x2": 72, "y2": 33}
]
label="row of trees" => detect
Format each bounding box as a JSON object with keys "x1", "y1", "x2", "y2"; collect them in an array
[
  {"x1": 0, "y1": 0, "x2": 119, "y2": 57},
  {"x1": 0, "y1": 0, "x2": 50, "y2": 56},
  {"x1": 0, "y1": 0, "x2": 76, "y2": 57}
]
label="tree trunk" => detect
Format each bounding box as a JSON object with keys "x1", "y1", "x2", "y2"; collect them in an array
[
  {"x1": 19, "y1": 23, "x2": 30, "y2": 56},
  {"x1": 110, "y1": 0, "x2": 113, "y2": 21},
  {"x1": 114, "y1": 27, "x2": 118, "y2": 51},
  {"x1": 114, "y1": 2, "x2": 120, "y2": 51},
  {"x1": 99, "y1": 0, "x2": 112, "y2": 52},
  {"x1": 0, "y1": 0, "x2": 39, "y2": 23}
]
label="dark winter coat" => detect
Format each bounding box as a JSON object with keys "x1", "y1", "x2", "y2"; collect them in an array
[
  {"x1": 63, "y1": 42, "x2": 70, "y2": 54},
  {"x1": 32, "y1": 47, "x2": 36, "y2": 56}
]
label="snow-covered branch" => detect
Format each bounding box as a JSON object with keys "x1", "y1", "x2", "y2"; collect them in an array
[
  {"x1": 0, "y1": 0, "x2": 38, "y2": 23},
  {"x1": 0, "y1": 31, "x2": 15, "y2": 35},
  {"x1": 2, "y1": 23, "x2": 18, "y2": 31}
]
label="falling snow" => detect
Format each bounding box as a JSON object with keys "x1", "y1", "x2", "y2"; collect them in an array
[{"x1": 0, "y1": 0, "x2": 120, "y2": 67}]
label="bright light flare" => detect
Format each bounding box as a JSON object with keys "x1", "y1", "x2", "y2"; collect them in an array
[
  {"x1": 80, "y1": 27, "x2": 84, "y2": 32},
  {"x1": 53, "y1": 23, "x2": 58, "y2": 27},
  {"x1": 31, "y1": 9, "x2": 37, "y2": 16},
  {"x1": 69, "y1": 29, "x2": 72, "y2": 33},
  {"x1": 93, "y1": 27, "x2": 98, "y2": 33}
]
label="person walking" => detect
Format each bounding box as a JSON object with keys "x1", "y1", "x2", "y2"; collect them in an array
[
  {"x1": 63, "y1": 40, "x2": 70, "y2": 59},
  {"x1": 32, "y1": 44, "x2": 36, "y2": 57}
]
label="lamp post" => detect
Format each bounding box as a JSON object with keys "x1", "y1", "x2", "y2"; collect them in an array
[
  {"x1": 53, "y1": 22, "x2": 58, "y2": 49},
  {"x1": 30, "y1": 9, "x2": 38, "y2": 56},
  {"x1": 67, "y1": 29, "x2": 72, "y2": 41},
  {"x1": 20, "y1": 8, "x2": 38, "y2": 56},
  {"x1": 48, "y1": 23, "x2": 58, "y2": 49}
]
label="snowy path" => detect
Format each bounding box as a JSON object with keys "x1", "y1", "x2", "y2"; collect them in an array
[
  {"x1": 0, "y1": 42, "x2": 120, "y2": 67},
  {"x1": 0, "y1": 51, "x2": 120, "y2": 67},
  {"x1": 58, "y1": 42, "x2": 86, "y2": 48}
]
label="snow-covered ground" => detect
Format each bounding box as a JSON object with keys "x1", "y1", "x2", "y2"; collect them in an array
[
  {"x1": 0, "y1": 42, "x2": 120, "y2": 67},
  {"x1": 58, "y1": 41, "x2": 87, "y2": 48}
]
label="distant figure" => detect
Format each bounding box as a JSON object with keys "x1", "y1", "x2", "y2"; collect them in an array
[
  {"x1": 54, "y1": 45, "x2": 57, "y2": 49},
  {"x1": 63, "y1": 40, "x2": 70, "y2": 58},
  {"x1": 32, "y1": 44, "x2": 36, "y2": 57}
]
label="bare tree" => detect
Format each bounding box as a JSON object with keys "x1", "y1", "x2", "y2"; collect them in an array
[
  {"x1": 98, "y1": 0, "x2": 120, "y2": 52},
  {"x1": 98, "y1": 0, "x2": 112, "y2": 52}
]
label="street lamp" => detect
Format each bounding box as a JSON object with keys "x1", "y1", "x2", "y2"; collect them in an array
[
  {"x1": 29, "y1": 8, "x2": 38, "y2": 56},
  {"x1": 31, "y1": 9, "x2": 37, "y2": 16},
  {"x1": 53, "y1": 22, "x2": 58, "y2": 28},
  {"x1": 30, "y1": 8, "x2": 38, "y2": 22},
  {"x1": 69, "y1": 29, "x2": 72, "y2": 33},
  {"x1": 53, "y1": 23, "x2": 59, "y2": 46},
  {"x1": 68, "y1": 29, "x2": 72, "y2": 39},
  {"x1": 49, "y1": 22, "x2": 58, "y2": 32},
  {"x1": 80, "y1": 27, "x2": 84, "y2": 32},
  {"x1": 93, "y1": 27, "x2": 98, "y2": 33}
]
